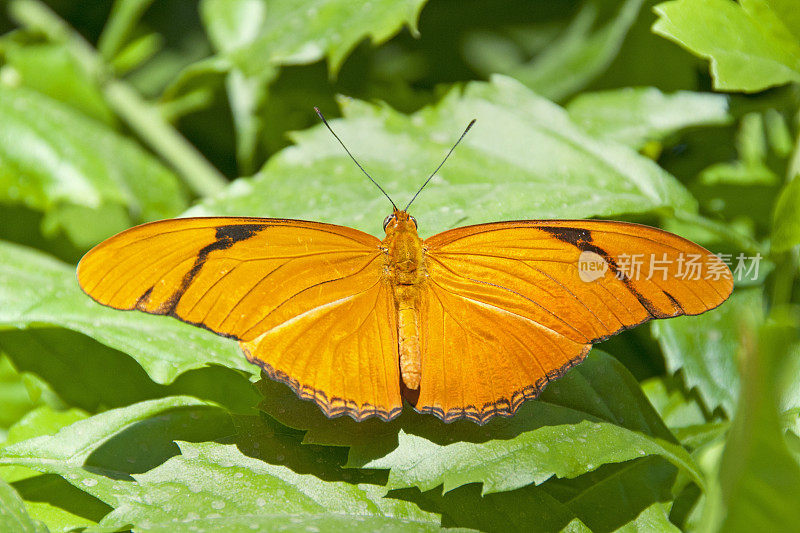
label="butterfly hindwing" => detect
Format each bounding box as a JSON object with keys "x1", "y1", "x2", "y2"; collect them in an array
[{"x1": 418, "y1": 220, "x2": 733, "y2": 423}]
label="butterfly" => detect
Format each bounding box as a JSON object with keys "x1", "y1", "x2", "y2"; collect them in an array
[{"x1": 77, "y1": 112, "x2": 733, "y2": 424}]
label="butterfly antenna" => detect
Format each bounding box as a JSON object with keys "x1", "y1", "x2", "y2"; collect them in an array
[
  {"x1": 314, "y1": 107, "x2": 398, "y2": 211},
  {"x1": 404, "y1": 119, "x2": 475, "y2": 211}
]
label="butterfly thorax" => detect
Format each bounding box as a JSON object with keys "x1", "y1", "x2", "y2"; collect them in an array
[{"x1": 381, "y1": 211, "x2": 426, "y2": 399}]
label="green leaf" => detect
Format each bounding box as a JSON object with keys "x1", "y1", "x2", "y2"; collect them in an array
[
  {"x1": 201, "y1": 0, "x2": 428, "y2": 77},
  {"x1": 566, "y1": 88, "x2": 729, "y2": 149},
  {"x1": 640, "y1": 377, "x2": 707, "y2": 430},
  {"x1": 0, "y1": 356, "x2": 38, "y2": 438},
  {"x1": 3, "y1": 406, "x2": 441, "y2": 533},
  {"x1": 0, "y1": 396, "x2": 215, "y2": 474},
  {"x1": 699, "y1": 112, "x2": 779, "y2": 186},
  {"x1": 11, "y1": 475, "x2": 107, "y2": 533},
  {"x1": 0, "y1": 397, "x2": 229, "y2": 532},
  {"x1": 259, "y1": 351, "x2": 702, "y2": 495},
  {"x1": 652, "y1": 289, "x2": 762, "y2": 416},
  {"x1": 0, "y1": 241, "x2": 254, "y2": 384},
  {"x1": 0, "y1": 477, "x2": 47, "y2": 533},
  {"x1": 190, "y1": 76, "x2": 697, "y2": 237},
  {"x1": 404, "y1": 481, "x2": 591, "y2": 532},
  {"x1": 365, "y1": 422, "x2": 698, "y2": 496},
  {"x1": 0, "y1": 328, "x2": 259, "y2": 415},
  {"x1": 95, "y1": 441, "x2": 440, "y2": 532},
  {"x1": 1, "y1": 405, "x2": 87, "y2": 485},
  {"x1": 613, "y1": 501, "x2": 678, "y2": 532},
  {"x1": 772, "y1": 175, "x2": 800, "y2": 252},
  {"x1": 718, "y1": 313, "x2": 800, "y2": 531},
  {"x1": 499, "y1": 0, "x2": 645, "y2": 101},
  {"x1": 653, "y1": 0, "x2": 800, "y2": 92},
  {"x1": 2, "y1": 42, "x2": 115, "y2": 124},
  {"x1": 0, "y1": 86, "x2": 186, "y2": 245}
]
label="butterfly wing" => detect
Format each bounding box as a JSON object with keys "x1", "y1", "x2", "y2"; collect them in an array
[
  {"x1": 77, "y1": 217, "x2": 402, "y2": 421},
  {"x1": 419, "y1": 220, "x2": 733, "y2": 423}
]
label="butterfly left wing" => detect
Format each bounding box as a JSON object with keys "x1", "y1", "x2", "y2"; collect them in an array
[
  {"x1": 77, "y1": 217, "x2": 403, "y2": 421},
  {"x1": 417, "y1": 220, "x2": 733, "y2": 423}
]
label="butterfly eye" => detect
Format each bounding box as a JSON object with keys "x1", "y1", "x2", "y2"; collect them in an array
[
  {"x1": 409, "y1": 215, "x2": 418, "y2": 228},
  {"x1": 383, "y1": 214, "x2": 395, "y2": 230}
]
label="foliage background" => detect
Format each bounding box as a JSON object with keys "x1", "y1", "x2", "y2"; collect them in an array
[{"x1": 0, "y1": 0, "x2": 799, "y2": 531}]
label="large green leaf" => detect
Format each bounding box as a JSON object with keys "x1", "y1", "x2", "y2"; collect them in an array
[
  {"x1": 0, "y1": 241, "x2": 253, "y2": 384},
  {"x1": 653, "y1": 0, "x2": 800, "y2": 92},
  {"x1": 0, "y1": 86, "x2": 186, "y2": 246},
  {"x1": 566, "y1": 88, "x2": 729, "y2": 149},
  {"x1": 94, "y1": 441, "x2": 440, "y2": 532},
  {"x1": 652, "y1": 289, "x2": 761, "y2": 416},
  {"x1": 0, "y1": 477, "x2": 47, "y2": 533},
  {"x1": 258, "y1": 351, "x2": 701, "y2": 495},
  {"x1": 190, "y1": 76, "x2": 697, "y2": 237},
  {"x1": 366, "y1": 422, "x2": 698, "y2": 495},
  {"x1": 0, "y1": 400, "x2": 441, "y2": 532}
]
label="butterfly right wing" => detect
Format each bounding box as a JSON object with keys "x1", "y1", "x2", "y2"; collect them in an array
[
  {"x1": 416, "y1": 220, "x2": 733, "y2": 424},
  {"x1": 77, "y1": 217, "x2": 403, "y2": 421}
]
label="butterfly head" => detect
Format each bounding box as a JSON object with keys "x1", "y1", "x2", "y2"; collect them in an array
[{"x1": 383, "y1": 210, "x2": 418, "y2": 235}]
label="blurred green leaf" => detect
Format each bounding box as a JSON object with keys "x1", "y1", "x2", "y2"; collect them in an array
[
  {"x1": 653, "y1": 289, "x2": 762, "y2": 416},
  {"x1": 201, "y1": 0, "x2": 427, "y2": 78},
  {"x1": 0, "y1": 240, "x2": 254, "y2": 383},
  {"x1": 0, "y1": 86, "x2": 187, "y2": 246},
  {"x1": 486, "y1": 0, "x2": 645, "y2": 101},
  {"x1": 2, "y1": 42, "x2": 114, "y2": 124},
  {"x1": 772, "y1": 175, "x2": 800, "y2": 252},
  {"x1": 653, "y1": 0, "x2": 800, "y2": 92},
  {"x1": 0, "y1": 477, "x2": 47, "y2": 533},
  {"x1": 718, "y1": 312, "x2": 800, "y2": 531},
  {"x1": 97, "y1": 0, "x2": 156, "y2": 61},
  {"x1": 699, "y1": 112, "x2": 780, "y2": 186},
  {"x1": 196, "y1": 0, "x2": 428, "y2": 174},
  {"x1": 190, "y1": 76, "x2": 697, "y2": 237},
  {"x1": 566, "y1": 87, "x2": 729, "y2": 149}
]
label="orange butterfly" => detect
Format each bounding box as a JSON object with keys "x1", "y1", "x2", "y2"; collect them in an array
[{"x1": 77, "y1": 114, "x2": 733, "y2": 424}]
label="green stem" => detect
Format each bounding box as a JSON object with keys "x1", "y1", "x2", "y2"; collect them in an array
[
  {"x1": 9, "y1": 0, "x2": 227, "y2": 197},
  {"x1": 787, "y1": 107, "x2": 800, "y2": 182},
  {"x1": 672, "y1": 211, "x2": 767, "y2": 257},
  {"x1": 98, "y1": 0, "x2": 155, "y2": 61}
]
